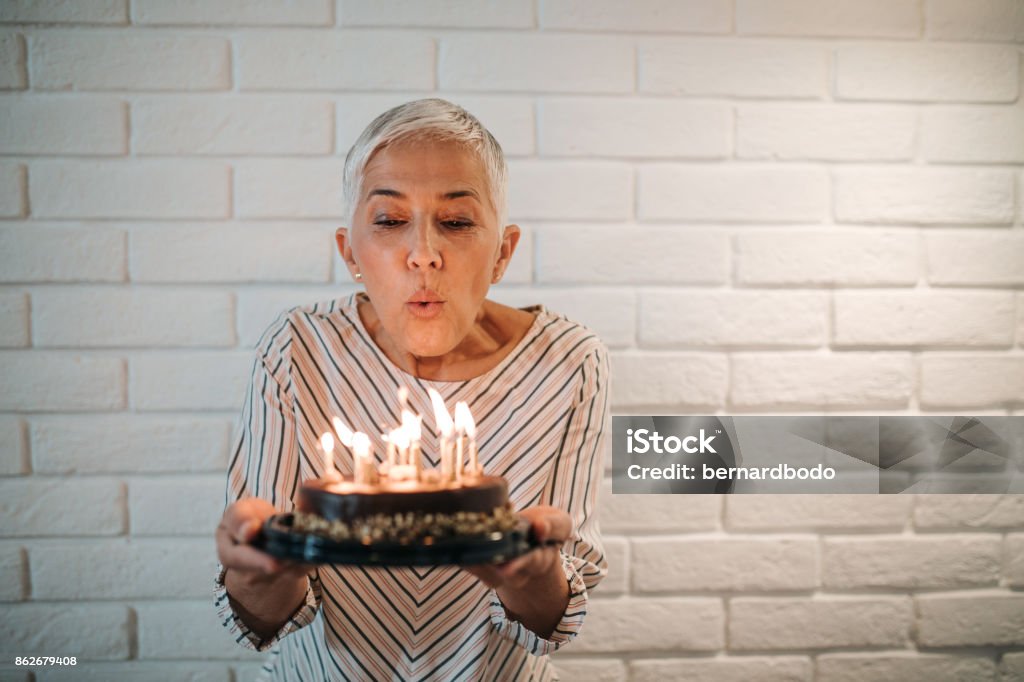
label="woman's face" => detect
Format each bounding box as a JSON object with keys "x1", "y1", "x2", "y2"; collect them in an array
[{"x1": 337, "y1": 139, "x2": 519, "y2": 359}]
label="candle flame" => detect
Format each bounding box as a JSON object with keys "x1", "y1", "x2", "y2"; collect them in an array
[
  {"x1": 427, "y1": 388, "x2": 454, "y2": 436},
  {"x1": 320, "y1": 431, "x2": 335, "y2": 453},
  {"x1": 352, "y1": 431, "x2": 371, "y2": 459},
  {"x1": 454, "y1": 401, "x2": 475, "y2": 437},
  {"x1": 331, "y1": 416, "x2": 354, "y2": 448},
  {"x1": 391, "y1": 426, "x2": 410, "y2": 449},
  {"x1": 402, "y1": 409, "x2": 422, "y2": 441},
  {"x1": 397, "y1": 385, "x2": 410, "y2": 409}
]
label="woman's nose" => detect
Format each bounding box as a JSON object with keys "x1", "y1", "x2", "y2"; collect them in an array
[{"x1": 406, "y1": 221, "x2": 442, "y2": 271}]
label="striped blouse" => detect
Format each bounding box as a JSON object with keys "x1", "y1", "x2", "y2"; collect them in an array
[{"x1": 214, "y1": 292, "x2": 610, "y2": 681}]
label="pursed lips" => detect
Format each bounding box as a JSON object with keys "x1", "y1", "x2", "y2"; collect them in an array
[{"x1": 406, "y1": 288, "x2": 446, "y2": 319}]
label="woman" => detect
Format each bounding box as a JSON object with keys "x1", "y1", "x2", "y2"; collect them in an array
[{"x1": 214, "y1": 99, "x2": 609, "y2": 681}]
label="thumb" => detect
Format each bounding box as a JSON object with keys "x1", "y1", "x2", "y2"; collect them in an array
[{"x1": 236, "y1": 519, "x2": 259, "y2": 544}]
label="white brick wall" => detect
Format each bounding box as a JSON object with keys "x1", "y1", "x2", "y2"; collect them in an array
[{"x1": 1, "y1": 2, "x2": 1021, "y2": 678}]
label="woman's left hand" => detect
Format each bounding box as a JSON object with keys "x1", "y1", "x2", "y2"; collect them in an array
[{"x1": 463, "y1": 505, "x2": 571, "y2": 590}]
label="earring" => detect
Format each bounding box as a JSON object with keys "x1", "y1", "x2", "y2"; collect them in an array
[{"x1": 354, "y1": 272, "x2": 363, "y2": 281}]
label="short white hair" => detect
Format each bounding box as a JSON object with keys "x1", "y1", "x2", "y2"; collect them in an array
[{"x1": 343, "y1": 98, "x2": 509, "y2": 227}]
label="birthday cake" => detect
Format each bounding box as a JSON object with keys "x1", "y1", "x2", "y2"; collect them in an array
[
  {"x1": 288, "y1": 388, "x2": 519, "y2": 545},
  {"x1": 292, "y1": 474, "x2": 518, "y2": 544}
]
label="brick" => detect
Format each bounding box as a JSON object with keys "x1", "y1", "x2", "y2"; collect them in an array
[
  {"x1": 727, "y1": 495, "x2": 911, "y2": 532},
  {"x1": 0, "y1": 292, "x2": 28, "y2": 347},
  {"x1": 923, "y1": 107, "x2": 1024, "y2": 163},
  {"x1": 730, "y1": 597, "x2": 911, "y2": 650},
  {"x1": 441, "y1": 35, "x2": 633, "y2": 93},
  {"x1": 30, "y1": 160, "x2": 229, "y2": 219},
  {"x1": 611, "y1": 352, "x2": 728, "y2": 408},
  {"x1": 0, "y1": 416, "x2": 27, "y2": 475},
  {"x1": 0, "y1": 547, "x2": 25, "y2": 601},
  {"x1": 836, "y1": 168, "x2": 1015, "y2": 225},
  {"x1": 131, "y1": 223, "x2": 333, "y2": 283},
  {"x1": 341, "y1": 0, "x2": 532, "y2": 27},
  {"x1": 30, "y1": 416, "x2": 229, "y2": 474},
  {"x1": 536, "y1": 225, "x2": 727, "y2": 285},
  {"x1": 0, "y1": 162, "x2": 25, "y2": 217},
  {"x1": 0, "y1": 223, "x2": 126, "y2": 282},
  {"x1": 237, "y1": 287, "x2": 352, "y2": 347},
  {"x1": 918, "y1": 592, "x2": 1024, "y2": 646},
  {"x1": 133, "y1": 96, "x2": 332, "y2": 155},
  {"x1": 0, "y1": 478, "x2": 125, "y2": 536},
  {"x1": 834, "y1": 291, "x2": 1015, "y2": 348},
  {"x1": 631, "y1": 657, "x2": 812, "y2": 682},
  {"x1": 0, "y1": 32, "x2": 26, "y2": 89},
  {"x1": 598, "y1": 536, "x2": 628, "y2": 595},
  {"x1": 823, "y1": 535, "x2": 1000, "y2": 589},
  {"x1": 31, "y1": 31, "x2": 229, "y2": 91},
  {"x1": 836, "y1": 44, "x2": 1018, "y2": 102},
  {"x1": 130, "y1": 475, "x2": 226, "y2": 536},
  {"x1": 0, "y1": 1, "x2": 126, "y2": 24},
  {"x1": 817, "y1": 654, "x2": 997, "y2": 682},
  {"x1": 508, "y1": 161, "x2": 631, "y2": 221},
  {"x1": 234, "y1": 159, "x2": 345, "y2": 218},
  {"x1": 573, "y1": 598, "x2": 723, "y2": 653},
  {"x1": 737, "y1": 104, "x2": 916, "y2": 161},
  {"x1": 638, "y1": 166, "x2": 827, "y2": 222},
  {"x1": 1003, "y1": 655, "x2": 1024, "y2": 681},
  {"x1": 0, "y1": 97, "x2": 127, "y2": 155},
  {"x1": 738, "y1": 0, "x2": 919, "y2": 37},
  {"x1": 634, "y1": 537, "x2": 817, "y2": 592},
  {"x1": 237, "y1": 30, "x2": 433, "y2": 91},
  {"x1": 915, "y1": 494, "x2": 1024, "y2": 529},
  {"x1": 0, "y1": 352, "x2": 125, "y2": 411},
  {"x1": 731, "y1": 353, "x2": 912, "y2": 410},
  {"x1": 736, "y1": 229, "x2": 917, "y2": 286},
  {"x1": 31, "y1": 539, "x2": 214, "y2": 599},
  {"x1": 541, "y1": 0, "x2": 730, "y2": 32},
  {"x1": 927, "y1": 231, "x2": 1024, "y2": 286},
  {"x1": 550, "y1": 659, "x2": 627, "y2": 682},
  {"x1": 599, "y1": 478, "x2": 720, "y2": 532},
  {"x1": 639, "y1": 42, "x2": 826, "y2": 98},
  {"x1": 927, "y1": 0, "x2": 1024, "y2": 41},
  {"x1": 137, "y1": 602, "x2": 267, "y2": 660},
  {"x1": 641, "y1": 291, "x2": 827, "y2": 348},
  {"x1": 490, "y1": 288, "x2": 637, "y2": 349},
  {"x1": 923, "y1": 356, "x2": 1024, "y2": 409},
  {"x1": 35, "y1": 663, "x2": 231, "y2": 682},
  {"x1": 134, "y1": 0, "x2": 331, "y2": 25},
  {"x1": 0, "y1": 668, "x2": 29, "y2": 682},
  {"x1": 130, "y1": 351, "x2": 252, "y2": 411},
  {"x1": 0, "y1": 605, "x2": 130, "y2": 659},
  {"x1": 539, "y1": 98, "x2": 728, "y2": 159},
  {"x1": 1007, "y1": 534, "x2": 1024, "y2": 587},
  {"x1": 338, "y1": 94, "x2": 535, "y2": 157},
  {"x1": 32, "y1": 288, "x2": 235, "y2": 348}
]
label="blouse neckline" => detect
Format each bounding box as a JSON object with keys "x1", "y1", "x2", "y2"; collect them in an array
[{"x1": 344, "y1": 292, "x2": 548, "y2": 387}]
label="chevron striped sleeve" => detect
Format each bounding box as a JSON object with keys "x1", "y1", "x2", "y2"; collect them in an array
[{"x1": 212, "y1": 293, "x2": 610, "y2": 681}]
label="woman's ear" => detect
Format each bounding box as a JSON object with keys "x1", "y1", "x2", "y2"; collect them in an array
[
  {"x1": 492, "y1": 224, "x2": 522, "y2": 283},
  {"x1": 335, "y1": 227, "x2": 358, "y2": 276}
]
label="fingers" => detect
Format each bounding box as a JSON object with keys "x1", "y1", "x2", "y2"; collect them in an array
[
  {"x1": 216, "y1": 499, "x2": 288, "y2": 577},
  {"x1": 518, "y1": 505, "x2": 572, "y2": 544}
]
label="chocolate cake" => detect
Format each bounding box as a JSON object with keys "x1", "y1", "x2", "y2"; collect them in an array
[{"x1": 291, "y1": 473, "x2": 519, "y2": 545}]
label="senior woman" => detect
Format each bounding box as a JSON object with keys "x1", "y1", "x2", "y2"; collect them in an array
[{"x1": 213, "y1": 99, "x2": 609, "y2": 681}]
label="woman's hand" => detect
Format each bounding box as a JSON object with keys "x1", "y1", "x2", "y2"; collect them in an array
[
  {"x1": 462, "y1": 505, "x2": 572, "y2": 639},
  {"x1": 464, "y1": 505, "x2": 571, "y2": 589},
  {"x1": 216, "y1": 497, "x2": 310, "y2": 584}
]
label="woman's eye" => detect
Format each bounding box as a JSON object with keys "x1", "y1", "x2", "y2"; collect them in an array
[
  {"x1": 373, "y1": 219, "x2": 403, "y2": 228},
  {"x1": 442, "y1": 220, "x2": 474, "y2": 230}
]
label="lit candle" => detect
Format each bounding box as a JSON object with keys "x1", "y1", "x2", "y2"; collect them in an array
[
  {"x1": 319, "y1": 432, "x2": 340, "y2": 480},
  {"x1": 403, "y1": 409, "x2": 423, "y2": 478},
  {"x1": 457, "y1": 401, "x2": 480, "y2": 475},
  {"x1": 331, "y1": 416, "x2": 354, "y2": 448},
  {"x1": 384, "y1": 429, "x2": 398, "y2": 467},
  {"x1": 428, "y1": 388, "x2": 454, "y2": 483},
  {"x1": 454, "y1": 402, "x2": 471, "y2": 483},
  {"x1": 352, "y1": 432, "x2": 374, "y2": 485}
]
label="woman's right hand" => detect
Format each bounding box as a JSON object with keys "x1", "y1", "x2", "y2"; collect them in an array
[{"x1": 216, "y1": 497, "x2": 309, "y2": 582}]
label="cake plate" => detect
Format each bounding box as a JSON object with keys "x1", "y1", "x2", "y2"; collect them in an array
[{"x1": 255, "y1": 513, "x2": 555, "y2": 566}]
